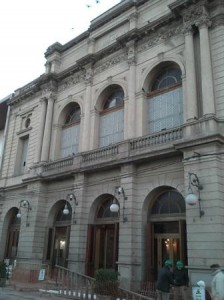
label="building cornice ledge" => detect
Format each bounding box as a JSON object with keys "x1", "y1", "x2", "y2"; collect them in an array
[
  {"x1": 174, "y1": 133, "x2": 224, "y2": 150},
  {"x1": 7, "y1": 73, "x2": 58, "y2": 106}
]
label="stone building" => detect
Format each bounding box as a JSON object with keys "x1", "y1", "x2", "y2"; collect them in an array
[{"x1": 0, "y1": 0, "x2": 224, "y2": 290}]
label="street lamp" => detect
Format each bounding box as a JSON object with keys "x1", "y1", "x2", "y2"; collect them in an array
[
  {"x1": 185, "y1": 172, "x2": 204, "y2": 217},
  {"x1": 63, "y1": 193, "x2": 78, "y2": 223},
  {"x1": 17, "y1": 200, "x2": 32, "y2": 226},
  {"x1": 110, "y1": 186, "x2": 128, "y2": 222}
]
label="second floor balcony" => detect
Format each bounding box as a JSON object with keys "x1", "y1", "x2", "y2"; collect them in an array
[{"x1": 28, "y1": 126, "x2": 183, "y2": 181}]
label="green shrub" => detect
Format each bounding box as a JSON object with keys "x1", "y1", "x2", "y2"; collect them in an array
[
  {"x1": 0, "y1": 261, "x2": 7, "y2": 287},
  {"x1": 94, "y1": 269, "x2": 120, "y2": 296},
  {"x1": 0, "y1": 261, "x2": 7, "y2": 278}
]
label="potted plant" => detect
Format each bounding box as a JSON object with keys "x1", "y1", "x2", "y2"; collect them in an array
[
  {"x1": 94, "y1": 268, "x2": 120, "y2": 300},
  {"x1": 0, "y1": 261, "x2": 7, "y2": 287}
]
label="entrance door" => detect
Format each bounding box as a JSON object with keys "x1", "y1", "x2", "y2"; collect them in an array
[
  {"x1": 52, "y1": 226, "x2": 70, "y2": 268},
  {"x1": 147, "y1": 190, "x2": 187, "y2": 281},
  {"x1": 152, "y1": 221, "x2": 186, "y2": 280},
  {"x1": 94, "y1": 224, "x2": 118, "y2": 271},
  {"x1": 85, "y1": 223, "x2": 119, "y2": 276},
  {"x1": 154, "y1": 235, "x2": 180, "y2": 273}
]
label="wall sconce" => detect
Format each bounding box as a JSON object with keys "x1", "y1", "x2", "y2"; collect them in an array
[
  {"x1": 17, "y1": 200, "x2": 32, "y2": 226},
  {"x1": 185, "y1": 172, "x2": 204, "y2": 217},
  {"x1": 63, "y1": 193, "x2": 78, "y2": 223},
  {"x1": 110, "y1": 186, "x2": 128, "y2": 222}
]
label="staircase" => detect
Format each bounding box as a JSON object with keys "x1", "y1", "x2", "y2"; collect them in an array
[{"x1": 50, "y1": 265, "x2": 154, "y2": 300}]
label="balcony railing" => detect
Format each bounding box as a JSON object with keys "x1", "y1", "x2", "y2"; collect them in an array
[
  {"x1": 130, "y1": 127, "x2": 183, "y2": 151},
  {"x1": 43, "y1": 156, "x2": 74, "y2": 172},
  {"x1": 38, "y1": 127, "x2": 183, "y2": 175},
  {"x1": 82, "y1": 145, "x2": 119, "y2": 162}
]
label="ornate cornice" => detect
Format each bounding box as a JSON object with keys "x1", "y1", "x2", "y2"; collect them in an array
[
  {"x1": 9, "y1": 0, "x2": 222, "y2": 102},
  {"x1": 94, "y1": 52, "x2": 127, "y2": 75},
  {"x1": 137, "y1": 19, "x2": 183, "y2": 54},
  {"x1": 58, "y1": 70, "x2": 86, "y2": 92}
]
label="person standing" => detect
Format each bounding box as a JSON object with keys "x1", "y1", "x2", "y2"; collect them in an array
[
  {"x1": 173, "y1": 260, "x2": 189, "y2": 300},
  {"x1": 210, "y1": 264, "x2": 224, "y2": 300},
  {"x1": 156, "y1": 259, "x2": 175, "y2": 300}
]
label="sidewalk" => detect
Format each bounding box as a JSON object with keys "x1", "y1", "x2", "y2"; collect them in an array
[{"x1": 0, "y1": 278, "x2": 67, "y2": 300}]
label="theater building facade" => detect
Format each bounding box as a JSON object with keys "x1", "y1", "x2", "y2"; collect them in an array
[{"x1": 0, "y1": 0, "x2": 224, "y2": 289}]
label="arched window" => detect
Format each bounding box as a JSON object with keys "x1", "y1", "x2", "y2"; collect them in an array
[
  {"x1": 60, "y1": 103, "x2": 80, "y2": 158},
  {"x1": 147, "y1": 66, "x2": 183, "y2": 134},
  {"x1": 150, "y1": 190, "x2": 185, "y2": 216},
  {"x1": 96, "y1": 196, "x2": 119, "y2": 219},
  {"x1": 99, "y1": 86, "x2": 124, "y2": 147}
]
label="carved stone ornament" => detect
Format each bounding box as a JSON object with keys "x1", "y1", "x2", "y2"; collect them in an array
[
  {"x1": 58, "y1": 70, "x2": 86, "y2": 92},
  {"x1": 128, "y1": 56, "x2": 136, "y2": 66},
  {"x1": 138, "y1": 20, "x2": 183, "y2": 54},
  {"x1": 183, "y1": 3, "x2": 211, "y2": 29},
  {"x1": 85, "y1": 67, "x2": 93, "y2": 85},
  {"x1": 94, "y1": 53, "x2": 127, "y2": 75}
]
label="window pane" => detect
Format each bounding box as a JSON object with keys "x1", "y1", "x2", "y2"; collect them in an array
[
  {"x1": 147, "y1": 87, "x2": 183, "y2": 133},
  {"x1": 151, "y1": 68, "x2": 182, "y2": 91},
  {"x1": 61, "y1": 124, "x2": 80, "y2": 157},
  {"x1": 19, "y1": 138, "x2": 28, "y2": 174},
  {"x1": 103, "y1": 89, "x2": 124, "y2": 110},
  {"x1": 99, "y1": 109, "x2": 124, "y2": 147}
]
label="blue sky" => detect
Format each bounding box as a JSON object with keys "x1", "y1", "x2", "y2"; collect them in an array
[{"x1": 0, "y1": 0, "x2": 120, "y2": 99}]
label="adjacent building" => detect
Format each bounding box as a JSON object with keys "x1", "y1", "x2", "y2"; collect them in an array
[{"x1": 0, "y1": 0, "x2": 224, "y2": 290}]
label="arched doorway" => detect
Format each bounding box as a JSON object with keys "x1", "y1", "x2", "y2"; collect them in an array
[
  {"x1": 146, "y1": 189, "x2": 186, "y2": 282},
  {"x1": 4, "y1": 208, "x2": 20, "y2": 262},
  {"x1": 86, "y1": 195, "x2": 119, "y2": 277},
  {"x1": 45, "y1": 201, "x2": 71, "y2": 275}
]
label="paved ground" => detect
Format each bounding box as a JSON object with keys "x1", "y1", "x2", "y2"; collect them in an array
[
  {"x1": 0, "y1": 283, "x2": 74, "y2": 300},
  {"x1": 0, "y1": 287, "x2": 49, "y2": 300}
]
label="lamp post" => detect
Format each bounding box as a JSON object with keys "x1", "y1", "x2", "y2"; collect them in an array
[
  {"x1": 185, "y1": 172, "x2": 204, "y2": 217},
  {"x1": 16, "y1": 200, "x2": 32, "y2": 226},
  {"x1": 63, "y1": 193, "x2": 78, "y2": 223},
  {"x1": 110, "y1": 186, "x2": 128, "y2": 222}
]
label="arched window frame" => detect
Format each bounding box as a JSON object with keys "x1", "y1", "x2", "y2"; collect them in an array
[
  {"x1": 60, "y1": 103, "x2": 81, "y2": 158},
  {"x1": 99, "y1": 87, "x2": 125, "y2": 148},
  {"x1": 149, "y1": 190, "x2": 186, "y2": 220},
  {"x1": 147, "y1": 65, "x2": 183, "y2": 134},
  {"x1": 95, "y1": 196, "x2": 119, "y2": 222}
]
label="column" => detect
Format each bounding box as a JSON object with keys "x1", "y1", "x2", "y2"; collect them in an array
[
  {"x1": 199, "y1": 22, "x2": 215, "y2": 116},
  {"x1": 41, "y1": 95, "x2": 55, "y2": 161},
  {"x1": 35, "y1": 98, "x2": 47, "y2": 163},
  {"x1": 81, "y1": 65, "x2": 93, "y2": 151},
  {"x1": 127, "y1": 41, "x2": 137, "y2": 139},
  {"x1": 184, "y1": 27, "x2": 198, "y2": 121}
]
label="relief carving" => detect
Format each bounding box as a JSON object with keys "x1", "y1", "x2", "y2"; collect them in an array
[
  {"x1": 94, "y1": 53, "x2": 127, "y2": 75},
  {"x1": 138, "y1": 21, "x2": 183, "y2": 53},
  {"x1": 182, "y1": 3, "x2": 211, "y2": 29},
  {"x1": 58, "y1": 70, "x2": 86, "y2": 92}
]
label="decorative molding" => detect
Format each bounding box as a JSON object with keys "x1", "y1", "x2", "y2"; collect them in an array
[
  {"x1": 58, "y1": 70, "x2": 86, "y2": 92},
  {"x1": 85, "y1": 67, "x2": 94, "y2": 85},
  {"x1": 182, "y1": 3, "x2": 212, "y2": 28},
  {"x1": 137, "y1": 20, "x2": 183, "y2": 54},
  {"x1": 94, "y1": 53, "x2": 127, "y2": 75}
]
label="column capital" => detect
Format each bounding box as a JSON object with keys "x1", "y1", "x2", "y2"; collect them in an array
[
  {"x1": 196, "y1": 15, "x2": 212, "y2": 29},
  {"x1": 182, "y1": 3, "x2": 211, "y2": 29},
  {"x1": 84, "y1": 65, "x2": 93, "y2": 85},
  {"x1": 126, "y1": 40, "x2": 137, "y2": 67},
  {"x1": 182, "y1": 24, "x2": 194, "y2": 35}
]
